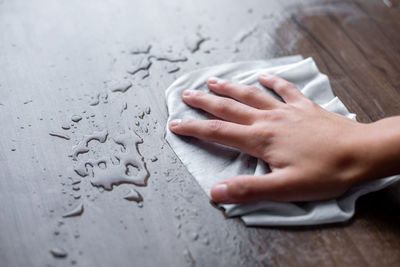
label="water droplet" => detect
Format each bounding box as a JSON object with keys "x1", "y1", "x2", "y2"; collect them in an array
[
  {"x1": 127, "y1": 58, "x2": 152, "y2": 76},
  {"x1": 102, "y1": 93, "x2": 109, "y2": 104},
  {"x1": 191, "y1": 232, "x2": 199, "y2": 241},
  {"x1": 185, "y1": 33, "x2": 208, "y2": 53},
  {"x1": 50, "y1": 248, "x2": 68, "y2": 258},
  {"x1": 183, "y1": 248, "x2": 195, "y2": 266},
  {"x1": 62, "y1": 202, "x2": 84, "y2": 218},
  {"x1": 151, "y1": 55, "x2": 188, "y2": 63},
  {"x1": 88, "y1": 132, "x2": 150, "y2": 190},
  {"x1": 49, "y1": 132, "x2": 70, "y2": 140},
  {"x1": 202, "y1": 238, "x2": 209, "y2": 245},
  {"x1": 61, "y1": 123, "x2": 71, "y2": 130},
  {"x1": 123, "y1": 189, "x2": 143, "y2": 202},
  {"x1": 89, "y1": 93, "x2": 100, "y2": 106},
  {"x1": 71, "y1": 130, "x2": 108, "y2": 160},
  {"x1": 71, "y1": 179, "x2": 81, "y2": 185},
  {"x1": 130, "y1": 45, "x2": 152, "y2": 55},
  {"x1": 71, "y1": 115, "x2": 82, "y2": 123},
  {"x1": 121, "y1": 102, "x2": 127, "y2": 114},
  {"x1": 73, "y1": 166, "x2": 89, "y2": 178},
  {"x1": 109, "y1": 80, "x2": 132, "y2": 93},
  {"x1": 167, "y1": 66, "x2": 180, "y2": 73}
]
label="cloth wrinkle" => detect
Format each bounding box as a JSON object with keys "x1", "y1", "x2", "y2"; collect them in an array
[{"x1": 165, "y1": 56, "x2": 400, "y2": 226}]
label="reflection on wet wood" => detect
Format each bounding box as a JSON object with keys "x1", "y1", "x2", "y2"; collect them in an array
[{"x1": 0, "y1": 0, "x2": 399, "y2": 266}]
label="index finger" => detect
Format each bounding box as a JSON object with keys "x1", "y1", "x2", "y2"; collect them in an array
[{"x1": 169, "y1": 118, "x2": 252, "y2": 152}]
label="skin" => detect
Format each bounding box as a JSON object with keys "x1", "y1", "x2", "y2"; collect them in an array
[{"x1": 169, "y1": 74, "x2": 400, "y2": 204}]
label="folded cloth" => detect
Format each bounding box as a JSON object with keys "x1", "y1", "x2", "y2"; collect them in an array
[{"x1": 165, "y1": 56, "x2": 400, "y2": 226}]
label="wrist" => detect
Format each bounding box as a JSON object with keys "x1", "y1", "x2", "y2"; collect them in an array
[{"x1": 347, "y1": 117, "x2": 400, "y2": 184}]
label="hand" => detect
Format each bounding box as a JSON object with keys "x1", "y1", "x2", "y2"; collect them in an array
[{"x1": 168, "y1": 75, "x2": 383, "y2": 204}]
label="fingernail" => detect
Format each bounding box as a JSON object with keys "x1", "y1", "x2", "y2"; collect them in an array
[
  {"x1": 260, "y1": 73, "x2": 271, "y2": 79},
  {"x1": 169, "y1": 119, "x2": 182, "y2": 128},
  {"x1": 208, "y1": 77, "x2": 223, "y2": 85},
  {"x1": 182, "y1": 89, "x2": 196, "y2": 97},
  {"x1": 211, "y1": 183, "x2": 232, "y2": 203}
]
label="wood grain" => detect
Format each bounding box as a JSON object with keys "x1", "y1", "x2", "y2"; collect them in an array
[{"x1": 0, "y1": 0, "x2": 399, "y2": 266}]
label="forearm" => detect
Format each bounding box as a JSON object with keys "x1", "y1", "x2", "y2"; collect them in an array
[{"x1": 353, "y1": 116, "x2": 400, "y2": 183}]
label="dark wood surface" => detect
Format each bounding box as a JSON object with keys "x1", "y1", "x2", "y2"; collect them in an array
[{"x1": 1, "y1": 0, "x2": 400, "y2": 266}]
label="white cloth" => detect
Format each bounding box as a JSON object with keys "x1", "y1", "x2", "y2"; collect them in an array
[{"x1": 165, "y1": 56, "x2": 400, "y2": 226}]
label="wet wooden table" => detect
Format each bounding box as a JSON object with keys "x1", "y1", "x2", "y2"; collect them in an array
[{"x1": 1, "y1": 0, "x2": 400, "y2": 266}]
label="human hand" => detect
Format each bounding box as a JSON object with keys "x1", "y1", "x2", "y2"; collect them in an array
[{"x1": 169, "y1": 75, "x2": 374, "y2": 204}]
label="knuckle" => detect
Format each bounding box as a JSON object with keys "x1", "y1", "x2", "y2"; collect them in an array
[
  {"x1": 276, "y1": 80, "x2": 297, "y2": 92},
  {"x1": 286, "y1": 82, "x2": 297, "y2": 89},
  {"x1": 207, "y1": 120, "x2": 224, "y2": 134},
  {"x1": 214, "y1": 98, "x2": 232, "y2": 113},
  {"x1": 240, "y1": 86, "x2": 260, "y2": 100},
  {"x1": 246, "y1": 126, "x2": 272, "y2": 156},
  {"x1": 260, "y1": 110, "x2": 281, "y2": 121},
  {"x1": 300, "y1": 98, "x2": 318, "y2": 109},
  {"x1": 257, "y1": 126, "x2": 274, "y2": 141},
  {"x1": 185, "y1": 91, "x2": 204, "y2": 106},
  {"x1": 246, "y1": 86, "x2": 261, "y2": 95}
]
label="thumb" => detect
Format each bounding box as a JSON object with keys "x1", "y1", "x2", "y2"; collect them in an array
[{"x1": 210, "y1": 173, "x2": 289, "y2": 204}]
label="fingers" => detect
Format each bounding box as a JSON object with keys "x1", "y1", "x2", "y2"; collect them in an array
[
  {"x1": 258, "y1": 74, "x2": 305, "y2": 104},
  {"x1": 182, "y1": 90, "x2": 257, "y2": 125},
  {"x1": 169, "y1": 118, "x2": 251, "y2": 150},
  {"x1": 206, "y1": 77, "x2": 282, "y2": 110},
  {"x1": 210, "y1": 172, "x2": 292, "y2": 203}
]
